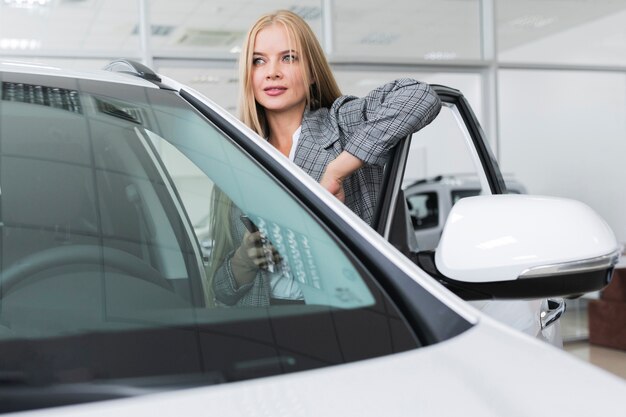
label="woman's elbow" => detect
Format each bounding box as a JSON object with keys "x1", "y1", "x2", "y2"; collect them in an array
[{"x1": 414, "y1": 84, "x2": 442, "y2": 128}]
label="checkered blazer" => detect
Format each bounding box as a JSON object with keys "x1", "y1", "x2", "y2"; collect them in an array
[
  {"x1": 294, "y1": 78, "x2": 441, "y2": 226},
  {"x1": 213, "y1": 79, "x2": 441, "y2": 306},
  {"x1": 213, "y1": 204, "x2": 274, "y2": 307}
]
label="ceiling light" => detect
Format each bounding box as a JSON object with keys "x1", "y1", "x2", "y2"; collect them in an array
[
  {"x1": 2, "y1": 0, "x2": 51, "y2": 8},
  {"x1": 230, "y1": 46, "x2": 241, "y2": 54},
  {"x1": 423, "y1": 51, "x2": 457, "y2": 60},
  {"x1": 508, "y1": 15, "x2": 557, "y2": 29},
  {"x1": 177, "y1": 29, "x2": 244, "y2": 48},
  {"x1": 132, "y1": 25, "x2": 176, "y2": 37},
  {"x1": 0, "y1": 38, "x2": 42, "y2": 50}
]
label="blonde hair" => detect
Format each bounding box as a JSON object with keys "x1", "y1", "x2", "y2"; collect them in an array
[
  {"x1": 206, "y1": 11, "x2": 341, "y2": 305},
  {"x1": 203, "y1": 186, "x2": 234, "y2": 307},
  {"x1": 238, "y1": 9, "x2": 342, "y2": 137}
]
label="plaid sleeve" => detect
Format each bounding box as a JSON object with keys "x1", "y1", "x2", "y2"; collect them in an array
[
  {"x1": 212, "y1": 248, "x2": 256, "y2": 305},
  {"x1": 211, "y1": 206, "x2": 269, "y2": 306},
  {"x1": 332, "y1": 79, "x2": 441, "y2": 166}
]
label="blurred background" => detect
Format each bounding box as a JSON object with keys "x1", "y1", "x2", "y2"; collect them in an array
[{"x1": 1, "y1": 0, "x2": 626, "y2": 366}]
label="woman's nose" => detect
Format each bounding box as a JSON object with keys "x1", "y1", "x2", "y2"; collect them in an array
[{"x1": 265, "y1": 63, "x2": 282, "y2": 80}]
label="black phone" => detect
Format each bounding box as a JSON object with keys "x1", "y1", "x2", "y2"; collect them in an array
[{"x1": 240, "y1": 215, "x2": 259, "y2": 233}]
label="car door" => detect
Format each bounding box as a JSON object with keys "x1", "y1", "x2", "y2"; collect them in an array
[
  {"x1": 373, "y1": 85, "x2": 504, "y2": 239},
  {"x1": 374, "y1": 85, "x2": 563, "y2": 345},
  {"x1": 0, "y1": 69, "x2": 479, "y2": 412}
]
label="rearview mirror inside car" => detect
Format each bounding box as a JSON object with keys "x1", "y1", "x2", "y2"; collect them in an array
[{"x1": 422, "y1": 195, "x2": 620, "y2": 300}]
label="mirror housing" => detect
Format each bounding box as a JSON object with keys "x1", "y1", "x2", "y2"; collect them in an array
[{"x1": 432, "y1": 195, "x2": 620, "y2": 299}]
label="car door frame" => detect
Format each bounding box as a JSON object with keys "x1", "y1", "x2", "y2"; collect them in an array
[{"x1": 373, "y1": 85, "x2": 507, "y2": 254}]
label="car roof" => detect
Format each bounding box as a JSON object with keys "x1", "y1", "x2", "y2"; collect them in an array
[
  {"x1": 404, "y1": 175, "x2": 482, "y2": 190},
  {"x1": 0, "y1": 61, "x2": 158, "y2": 89},
  {"x1": 404, "y1": 175, "x2": 525, "y2": 193}
]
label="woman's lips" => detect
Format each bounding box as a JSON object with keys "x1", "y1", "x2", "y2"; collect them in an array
[{"x1": 264, "y1": 87, "x2": 286, "y2": 96}]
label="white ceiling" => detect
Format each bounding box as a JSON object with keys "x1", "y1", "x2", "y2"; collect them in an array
[{"x1": 1, "y1": 0, "x2": 626, "y2": 65}]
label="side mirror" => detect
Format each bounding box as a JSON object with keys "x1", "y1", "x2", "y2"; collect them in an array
[{"x1": 432, "y1": 195, "x2": 619, "y2": 299}]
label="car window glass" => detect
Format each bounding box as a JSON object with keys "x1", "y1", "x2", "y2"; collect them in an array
[
  {"x1": 451, "y1": 189, "x2": 482, "y2": 205},
  {"x1": 402, "y1": 103, "x2": 492, "y2": 251},
  {"x1": 142, "y1": 111, "x2": 376, "y2": 310},
  {"x1": 406, "y1": 192, "x2": 439, "y2": 230},
  {"x1": 0, "y1": 77, "x2": 419, "y2": 394}
]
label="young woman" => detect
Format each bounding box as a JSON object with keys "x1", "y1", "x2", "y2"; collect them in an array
[{"x1": 209, "y1": 10, "x2": 441, "y2": 306}]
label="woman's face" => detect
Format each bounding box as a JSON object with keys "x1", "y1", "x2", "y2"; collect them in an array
[{"x1": 251, "y1": 24, "x2": 308, "y2": 116}]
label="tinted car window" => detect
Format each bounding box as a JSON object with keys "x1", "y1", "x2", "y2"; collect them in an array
[
  {"x1": 0, "y1": 73, "x2": 421, "y2": 411},
  {"x1": 407, "y1": 192, "x2": 439, "y2": 230},
  {"x1": 451, "y1": 189, "x2": 482, "y2": 205}
]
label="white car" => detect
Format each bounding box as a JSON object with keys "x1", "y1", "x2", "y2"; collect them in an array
[
  {"x1": 404, "y1": 175, "x2": 527, "y2": 252},
  {"x1": 402, "y1": 175, "x2": 562, "y2": 346},
  {"x1": 0, "y1": 60, "x2": 622, "y2": 415}
]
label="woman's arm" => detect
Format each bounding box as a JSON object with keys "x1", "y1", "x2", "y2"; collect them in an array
[
  {"x1": 212, "y1": 208, "x2": 263, "y2": 306},
  {"x1": 319, "y1": 151, "x2": 363, "y2": 202},
  {"x1": 319, "y1": 79, "x2": 441, "y2": 199},
  {"x1": 331, "y1": 78, "x2": 441, "y2": 166}
]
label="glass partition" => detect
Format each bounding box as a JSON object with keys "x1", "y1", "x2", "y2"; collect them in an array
[
  {"x1": 149, "y1": 0, "x2": 323, "y2": 56},
  {"x1": 0, "y1": 0, "x2": 140, "y2": 56},
  {"x1": 334, "y1": 70, "x2": 484, "y2": 125},
  {"x1": 156, "y1": 64, "x2": 239, "y2": 114},
  {"x1": 497, "y1": 0, "x2": 626, "y2": 66},
  {"x1": 333, "y1": 0, "x2": 482, "y2": 61}
]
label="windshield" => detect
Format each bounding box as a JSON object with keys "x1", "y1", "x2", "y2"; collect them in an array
[{"x1": 0, "y1": 73, "x2": 422, "y2": 412}]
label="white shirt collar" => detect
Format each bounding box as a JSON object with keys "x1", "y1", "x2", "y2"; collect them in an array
[{"x1": 288, "y1": 125, "x2": 302, "y2": 161}]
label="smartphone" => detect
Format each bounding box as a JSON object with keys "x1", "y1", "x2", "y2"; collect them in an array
[{"x1": 240, "y1": 215, "x2": 259, "y2": 233}]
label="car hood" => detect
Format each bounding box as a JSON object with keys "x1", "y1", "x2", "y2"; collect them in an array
[{"x1": 11, "y1": 317, "x2": 625, "y2": 417}]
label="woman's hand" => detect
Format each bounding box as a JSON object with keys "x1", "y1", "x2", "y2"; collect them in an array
[
  {"x1": 233, "y1": 231, "x2": 281, "y2": 270},
  {"x1": 230, "y1": 231, "x2": 282, "y2": 288},
  {"x1": 320, "y1": 171, "x2": 346, "y2": 202},
  {"x1": 321, "y1": 151, "x2": 364, "y2": 202}
]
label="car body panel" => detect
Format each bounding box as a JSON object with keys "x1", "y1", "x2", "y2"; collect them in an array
[
  {"x1": 9, "y1": 318, "x2": 625, "y2": 417},
  {"x1": 0, "y1": 62, "x2": 623, "y2": 415},
  {"x1": 0, "y1": 62, "x2": 157, "y2": 88}
]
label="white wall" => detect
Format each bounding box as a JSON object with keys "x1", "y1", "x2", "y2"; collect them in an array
[
  {"x1": 499, "y1": 9, "x2": 626, "y2": 66},
  {"x1": 498, "y1": 69, "x2": 626, "y2": 243},
  {"x1": 334, "y1": 71, "x2": 483, "y2": 123}
]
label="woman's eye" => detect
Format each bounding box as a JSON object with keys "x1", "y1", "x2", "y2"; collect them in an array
[
  {"x1": 252, "y1": 57, "x2": 264, "y2": 66},
  {"x1": 283, "y1": 54, "x2": 297, "y2": 63}
]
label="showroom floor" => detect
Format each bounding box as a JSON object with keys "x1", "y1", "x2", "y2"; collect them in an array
[
  {"x1": 562, "y1": 299, "x2": 626, "y2": 380},
  {"x1": 565, "y1": 341, "x2": 626, "y2": 380}
]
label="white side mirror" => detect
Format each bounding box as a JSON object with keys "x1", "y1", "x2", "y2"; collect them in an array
[{"x1": 434, "y1": 195, "x2": 619, "y2": 298}]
